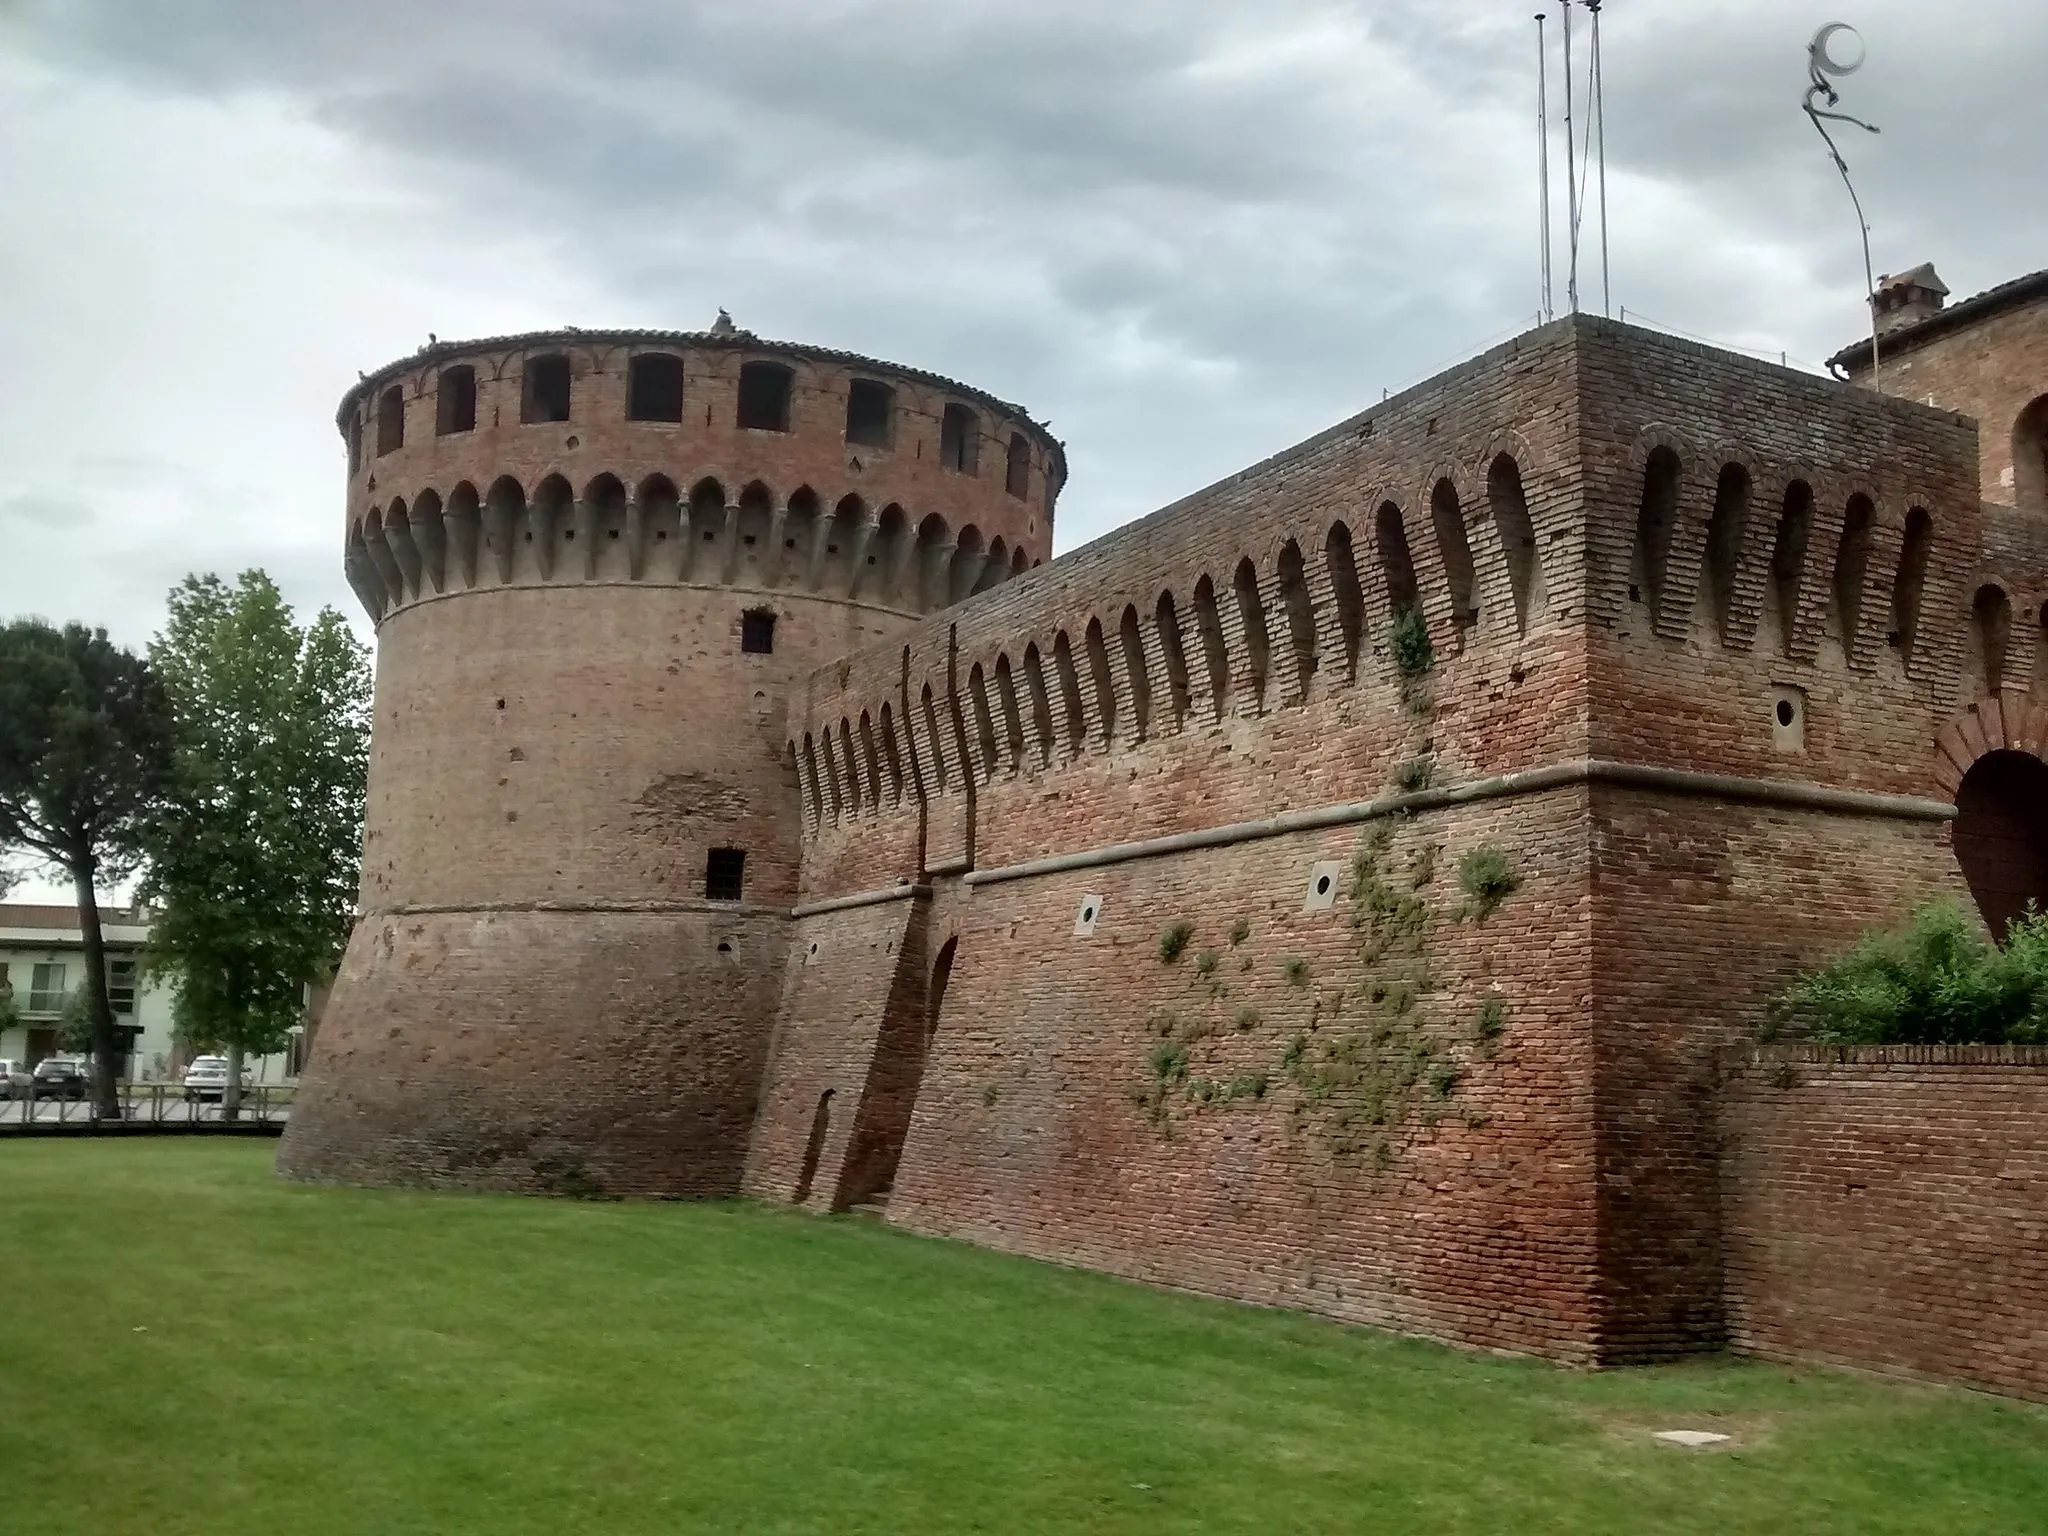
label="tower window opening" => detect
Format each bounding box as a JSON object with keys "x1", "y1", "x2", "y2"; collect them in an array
[
  {"x1": 375, "y1": 386, "x2": 405, "y2": 456},
  {"x1": 845, "y1": 379, "x2": 895, "y2": 447},
  {"x1": 436, "y1": 365, "x2": 477, "y2": 435},
  {"x1": 705, "y1": 847, "x2": 747, "y2": 902},
  {"x1": 940, "y1": 404, "x2": 979, "y2": 474},
  {"x1": 627, "y1": 353, "x2": 686, "y2": 422},
  {"x1": 347, "y1": 413, "x2": 363, "y2": 475},
  {"x1": 741, "y1": 610, "x2": 776, "y2": 654},
  {"x1": 738, "y1": 362, "x2": 793, "y2": 432},
  {"x1": 522, "y1": 354, "x2": 572, "y2": 423},
  {"x1": 1005, "y1": 432, "x2": 1030, "y2": 498}
]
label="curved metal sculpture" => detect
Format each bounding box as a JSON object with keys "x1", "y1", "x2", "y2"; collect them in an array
[{"x1": 1804, "y1": 23, "x2": 1883, "y2": 376}]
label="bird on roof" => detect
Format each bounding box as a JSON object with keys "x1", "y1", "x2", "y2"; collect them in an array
[
  {"x1": 711, "y1": 308, "x2": 736, "y2": 336},
  {"x1": 428, "y1": 332, "x2": 438, "y2": 345}
]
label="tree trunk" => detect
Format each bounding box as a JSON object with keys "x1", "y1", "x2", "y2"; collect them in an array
[
  {"x1": 224, "y1": 1039, "x2": 245, "y2": 1121},
  {"x1": 72, "y1": 859, "x2": 120, "y2": 1119}
]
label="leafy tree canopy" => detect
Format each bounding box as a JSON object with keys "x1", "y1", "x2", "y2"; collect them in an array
[
  {"x1": 141, "y1": 573, "x2": 371, "y2": 1078},
  {"x1": 0, "y1": 620, "x2": 172, "y2": 1109}
]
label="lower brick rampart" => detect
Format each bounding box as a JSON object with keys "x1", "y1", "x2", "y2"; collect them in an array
[
  {"x1": 753, "y1": 787, "x2": 1605, "y2": 1360},
  {"x1": 1586, "y1": 788, "x2": 1968, "y2": 1359},
  {"x1": 1721, "y1": 1047, "x2": 2048, "y2": 1403},
  {"x1": 281, "y1": 907, "x2": 785, "y2": 1196}
]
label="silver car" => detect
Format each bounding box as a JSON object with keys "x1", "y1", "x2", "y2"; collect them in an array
[
  {"x1": 0, "y1": 1058, "x2": 29, "y2": 1100},
  {"x1": 181, "y1": 1055, "x2": 248, "y2": 1102}
]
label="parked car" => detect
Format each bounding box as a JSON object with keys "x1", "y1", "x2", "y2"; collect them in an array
[
  {"x1": 181, "y1": 1055, "x2": 249, "y2": 1103},
  {"x1": 0, "y1": 1059, "x2": 29, "y2": 1100},
  {"x1": 30, "y1": 1057, "x2": 93, "y2": 1100}
]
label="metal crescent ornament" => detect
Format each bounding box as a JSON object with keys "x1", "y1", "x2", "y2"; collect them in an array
[{"x1": 1810, "y1": 22, "x2": 1866, "y2": 79}]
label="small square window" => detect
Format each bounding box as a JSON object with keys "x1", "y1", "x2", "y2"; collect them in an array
[
  {"x1": 741, "y1": 611, "x2": 776, "y2": 654},
  {"x1": 705, "y1": 847, "x2": 746, "y2": 902}
]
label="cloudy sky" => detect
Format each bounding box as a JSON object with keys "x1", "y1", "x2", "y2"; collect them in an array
[{"x1": 0, "y1": 1, "x2": 2041, "y2": 897}]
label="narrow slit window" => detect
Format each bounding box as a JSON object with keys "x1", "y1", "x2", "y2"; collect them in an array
[
  {"x1": 347, "y1": 413, "x2": 363, "y2": 475},
  {"x1": 845, "y1": 379, "x2": 895, "y2": 447},
  {"x1": 740, "y1": 610, "x2": 776, "y2": 654},
  {"x1": 704, "y1": 847, "x2": 747, "y2": 901},
  {"x1": 737, "y1": 362, "x2": 793, "y2": 432},
  {"x1": 522, "y1": 355, "x2": 572, "y2": 424},
  {"x1": 436, "y1": 365, "x2": 477, "y2": 435},
  {"x1": 627, "y1": 354, "x2": 685, "y2": 422}
]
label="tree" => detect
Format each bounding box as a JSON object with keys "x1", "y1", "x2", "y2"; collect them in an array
[
  {"x1": 142, "y1": 573, "x2": 371, "y2": 1116},
  {"x1": 0, "y1": 621, "x2": 172, "y2": 1115}
]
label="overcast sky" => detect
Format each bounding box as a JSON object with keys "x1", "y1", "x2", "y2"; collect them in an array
[{"x1": 2, "y1": 0, "x2": 2043, "y2": 900}]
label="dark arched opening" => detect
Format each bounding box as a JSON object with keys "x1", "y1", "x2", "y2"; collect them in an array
[{"x1": 1953, "y1": 750, "x2": 2048, "y2": 944}]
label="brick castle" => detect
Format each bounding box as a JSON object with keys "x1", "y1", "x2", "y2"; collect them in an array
[{"x1": 281, "y1": 269, "x2": 2048, "y2": 1400}]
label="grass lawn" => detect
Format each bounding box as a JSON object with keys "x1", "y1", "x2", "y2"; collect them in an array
[{"x1": 2, "y1": 1143, "x2": 2044, "y2": 1534}]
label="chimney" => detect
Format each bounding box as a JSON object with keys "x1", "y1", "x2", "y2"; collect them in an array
[{"x1": 1870, "y1": 262, "x2": 1949, "y2": 337}]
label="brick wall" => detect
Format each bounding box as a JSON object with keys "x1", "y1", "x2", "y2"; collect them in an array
[
  {"x1": 752, "y1": 315, "x2": 2004, "y2": 1367},
  {"x1": 1722, "y1": 1046, "x2": 2048, "y2": 1402},
  {"x1": 1848, "y1": 290, "x2": 2048, "y2": 512}
]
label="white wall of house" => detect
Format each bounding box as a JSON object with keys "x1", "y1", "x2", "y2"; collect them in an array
[{"x1": 0, "y1": 905, "x2": 296, "y2": 1083}]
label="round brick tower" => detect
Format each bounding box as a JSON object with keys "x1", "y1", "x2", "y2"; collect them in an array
[{"x1": 278, "y1": 321, "x2": 1061, "y2": 1195}]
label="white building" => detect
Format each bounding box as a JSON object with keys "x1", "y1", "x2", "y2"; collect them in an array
[{"x1": 0, "y1": 903, "x2": 297, "y2": 1083}]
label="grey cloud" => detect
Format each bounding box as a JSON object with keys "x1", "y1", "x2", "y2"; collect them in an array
[
  {"x1": 0, "y1": 490, "x2": 95, "y2": 528},
  {"x1": 3, "y1": 0, "x2": 2044, "y2": 569}
]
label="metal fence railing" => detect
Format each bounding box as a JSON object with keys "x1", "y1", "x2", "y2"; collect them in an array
[{"x1": 0, "y1": 1082, "x2": 295, "y2": 1129}]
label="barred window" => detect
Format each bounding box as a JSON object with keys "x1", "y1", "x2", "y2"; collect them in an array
[{"x1": 705, "y1": 848, "x2": 747, "y2": 902}]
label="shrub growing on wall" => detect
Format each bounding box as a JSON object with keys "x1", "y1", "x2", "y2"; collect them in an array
[{"x1": 1767, "y1": 898, "x2": 2048, "y2": 1045}]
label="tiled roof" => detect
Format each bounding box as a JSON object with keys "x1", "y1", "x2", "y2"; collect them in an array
[
  {"x1": 1829, "y1": 267, "x2": 2048, "y2": 372},
  {"x1": 0, "y1": 903, "x2": 148, "y2": 932}
]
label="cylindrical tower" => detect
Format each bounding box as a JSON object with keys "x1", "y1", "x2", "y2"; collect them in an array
[{"x1": 279, "y1": 320, "x2": 1061, "y2": 1194}]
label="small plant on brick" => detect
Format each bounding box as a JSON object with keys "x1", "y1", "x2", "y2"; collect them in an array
[
  {"x1": 1388, "y1": 606, "x2": 1433, "y2": 680},
  {"x1": 1281, "y1": 955, "x2": 1311, "y2": 988},
  {"x1": 1228, "y1": 917, "x2": 1251, "y2": 947},
  {"x1": 1195, "y1": 949, "x2": 1220, "y2": 977},
  {"x1": 1158, "y1": 921, "x2": 1194, "y2": 964},
  {"x1": 1224, "y1": 1071, "x2": 1270, "y2": 1102},
  {"x1": 1393, "y1": 757, "x2": 1434, "y2": 794},
  {"x1": 981, "y1": 1083, "x2": 1000, "y2": 1107},
  {"x1": 1455, "y1": 844, "x2": 1519, "y2": 922},
  {"x1": 1472, "y1": 992, "x2": 1507, "y2": 1051},
  {"x1": 1149, "y1": 1041, "x2": 1189, "y2": 1085},
  {"x1": 1234, "y1": 1006, "x2": 1261, "y2": 1032}
]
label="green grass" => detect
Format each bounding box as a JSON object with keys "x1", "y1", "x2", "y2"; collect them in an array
[{"x1": 3, "y1": 1144, "x2": 2045, "y2": 1535}]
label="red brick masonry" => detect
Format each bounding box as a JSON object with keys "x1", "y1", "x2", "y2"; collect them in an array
[
  {"x1": 1724, "y1": 1046, "x2": 2048, "y2": 1403},
  {"x1": 289, "y1": 312, "x2": 2048, "y2": 1401}
]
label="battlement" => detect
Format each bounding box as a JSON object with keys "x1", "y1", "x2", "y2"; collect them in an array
[
  {"x1": 786, "y1": 317, "x2": 1983, "y2": 904},
  {"x1": 339, "y1": 328, "x2": 1061, "y2": 624}
]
